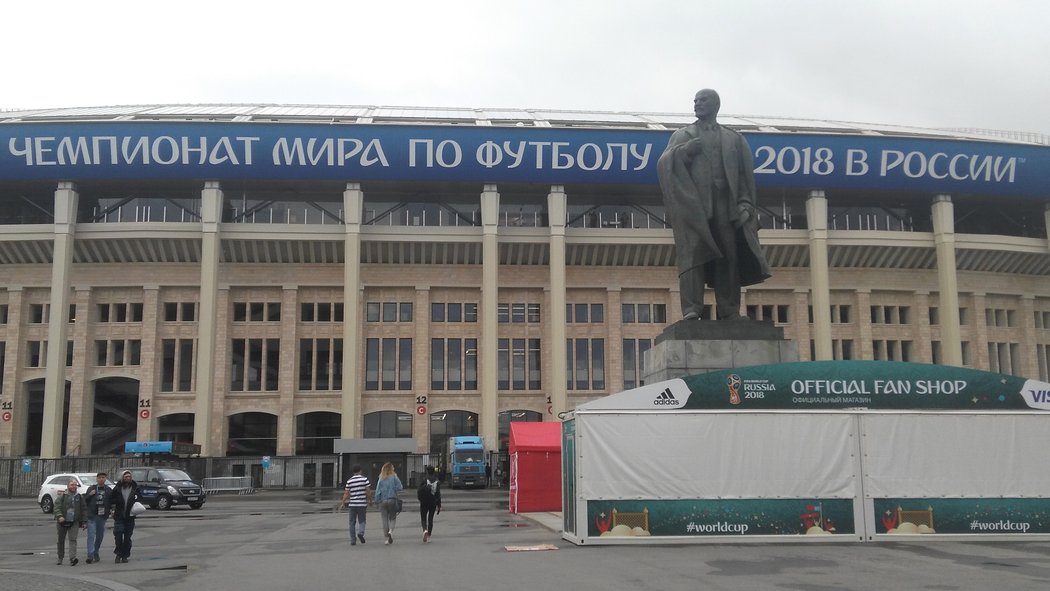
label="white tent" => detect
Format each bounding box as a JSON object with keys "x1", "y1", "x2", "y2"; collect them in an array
[{"x1": 561, "y1": 361, "x2": 1050, "y2": 545}]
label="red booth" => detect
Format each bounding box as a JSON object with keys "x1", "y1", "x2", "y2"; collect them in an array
[{"x1": 508, "y1": 422, "x2": 562, "y2": 513}]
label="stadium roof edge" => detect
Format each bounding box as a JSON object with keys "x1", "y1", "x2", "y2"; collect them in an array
[{"x1": 0, "y1": 104, "x2": 1047, "y2": 147}]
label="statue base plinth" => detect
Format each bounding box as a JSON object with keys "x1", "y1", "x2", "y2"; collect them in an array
[{"x1": 643, "y1": 319, "x2": 798, "y2": 383}]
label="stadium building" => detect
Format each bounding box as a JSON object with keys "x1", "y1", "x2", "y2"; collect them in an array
[{"x1": 0, "y1": 104, "x2": 1048, "y2": 460}]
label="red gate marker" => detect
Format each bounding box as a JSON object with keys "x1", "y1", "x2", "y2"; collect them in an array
[
  {"x1": 416, "y1": 405, "x2": 426, "y2": 415},
  {"x1": 139, "y1": 409, "x2": 150, "y2": 420},
  {"x1": 1, "y1": 411, "x2": 11, "y2": 422}
]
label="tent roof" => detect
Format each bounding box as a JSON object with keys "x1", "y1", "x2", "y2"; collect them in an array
[{"x1": 508, "y1": 422, "x2": 561, "y2": 453}]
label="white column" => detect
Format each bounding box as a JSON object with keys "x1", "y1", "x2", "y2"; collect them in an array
[
  {"x1": 547, "y1": 186, "x2": 568, "y2": 417},
  {"x1": 480, "y1": 185, "x2": 500, "y2": 447},
  {"x1": 932, "y1": 195, "x2": 963, "y2": 366},
  {"x1": 194, "y1": 181, "x2": 223, "y2": 456},
  {"x1": 342, "y1": 183, "x2": 364, "y2": 438},
  {"x1": 806, "y1": 191, "x2": 832, "y2": 360},
  {"x1": 41, "y1": 183, "x2": 77, "y2": 457}
]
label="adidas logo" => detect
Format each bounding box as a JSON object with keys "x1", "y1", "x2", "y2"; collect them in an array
[{"x1": 653, "y1": 387, "x2": 681, "y2": 406}]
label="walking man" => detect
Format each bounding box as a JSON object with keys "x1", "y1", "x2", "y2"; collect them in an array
[
  {"x1": 84, "y1": 472, "x2": 112, "y2": 563},
  {"x1": 54, "y1": 479, "x2": 86, "y2": 565},
  {"x1": 109, "y1": 469, "x2": 141, "y2": 563},
  {"x1": 340, "y1": 464, "x2": 371, "y2": 546}
]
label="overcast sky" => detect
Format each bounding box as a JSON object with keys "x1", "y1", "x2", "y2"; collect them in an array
[{"x1": 4, "y1": 1, "x2": 1048, "y2": 136}]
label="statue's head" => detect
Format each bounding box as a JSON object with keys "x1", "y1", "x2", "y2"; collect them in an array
[{"x1": 693, "y1": 89, "x2": 720, "y2": 121}]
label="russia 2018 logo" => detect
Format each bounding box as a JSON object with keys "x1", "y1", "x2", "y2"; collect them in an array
[{"x1": 727, "y1": 374, "x2": 741, "y2": 405}]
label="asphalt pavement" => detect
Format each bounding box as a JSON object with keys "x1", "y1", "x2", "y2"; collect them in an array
[{"x1": 3, "y1": 488, "x2": 1050, "y2": 591}]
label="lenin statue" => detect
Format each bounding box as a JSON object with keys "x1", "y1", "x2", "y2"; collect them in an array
[{"x1": 657, "y1": 89, "x2": 770, "y2": 321}]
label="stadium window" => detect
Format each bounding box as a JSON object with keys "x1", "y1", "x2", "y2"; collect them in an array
[
  {"x1": 366, "y1": 302, "x2": 381, "y2": 322},
  {"x1": 31, "y1": 303, "x2": 48, "y2": 324},
  {"x1": 317, "y1": 303, "x2": 332, "y2": 322},
  {"x1": 526, "y1": 303, "x2": 539, "y2": 323},
  {"x1": 623, "y1": 338, "x2": 652, "y2": 390},
  {"x1": 365, "y1": 337, "x2": 411, "y2": 390},
  {"x1": 574, "y1": 304, "x2": 588, "y2": 323},
  {"x1": 230, "y1": 338, "x2": 279, "y2": 391},
  {"x1": 622, "y1": 304, "x2": 635, "y2": 323},
  {"x1": 27, "y1": 340, "x2": 45, "y2": 367},
  {"x1": 590, "y1": 304, "x2": 604, "y2": 323},
  {"x1": 95, "y1": 340, "x2": 107, "y2": 366},
  {"x1": 161, "y1": 338, "x2": 194, "y2": 392},
  {"x1": 637, "y1": 304, "x2": 651, "y2": 324},
  {"x1": 566, "y1": 338, "x2": 605, "y2": 390}
]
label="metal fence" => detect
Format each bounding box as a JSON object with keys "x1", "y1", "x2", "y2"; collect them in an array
[{"x1": 0, "y1": 454, "x2": 441, "y2": 499}]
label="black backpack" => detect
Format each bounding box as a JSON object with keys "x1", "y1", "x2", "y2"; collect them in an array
[{"x1": 417, "y1": 478, "x2": 436, "y2": 504}]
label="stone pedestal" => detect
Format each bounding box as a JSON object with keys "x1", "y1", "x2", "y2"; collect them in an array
[{"x1": 642, "y1": 319, "x2": 799, "y2": 384}]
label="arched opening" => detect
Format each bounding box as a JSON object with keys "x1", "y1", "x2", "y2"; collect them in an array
[
  {"x1": 91, "y1": 377, "x2": 140, "y2": 455},
  {"x1": 227, "y1": 412, "x2": 277, "y2": 456},
  {"x1": 429, "y1": 410, "x2": 477, "y2": 457},
  {"x1": 295, "y1": 411, "x2": 341, "y2": 454},
  {"x1": 158, "y1": 413, "x2": 195, "y2": 444},
  {"x1": 363, "y1": 410, "x2": 412, "y2": 439},
  {"x1": 24, "y1": 379, "x2": 70, "y2": 456}
]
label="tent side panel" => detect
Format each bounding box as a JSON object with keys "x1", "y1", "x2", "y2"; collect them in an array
[{"x1": 577, "y1": 412, "x2": 857, "y2": 500}]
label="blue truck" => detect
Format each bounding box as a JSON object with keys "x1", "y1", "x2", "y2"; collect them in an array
[{"x1": 447, "y1": 436, "x2": 487, "y2": 489}]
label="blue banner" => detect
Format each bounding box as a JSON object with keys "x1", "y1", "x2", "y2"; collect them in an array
[
  {"x1": 124, "y1": 441, "x2": 173, "y2": 453},
  {"x1": 2, "y1": 121, "x2": 1047, "y2": 197}
]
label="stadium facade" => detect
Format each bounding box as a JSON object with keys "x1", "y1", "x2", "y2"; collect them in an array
[{"x1": 0, "y1": 104, "x2": 1048, "y2": 459}]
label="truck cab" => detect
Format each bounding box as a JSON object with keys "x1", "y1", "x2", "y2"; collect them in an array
[{"x1": 448, "y1": 436, "x2": 487, "y2": 489}]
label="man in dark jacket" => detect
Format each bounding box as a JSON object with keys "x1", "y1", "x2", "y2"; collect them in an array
[
  {"x1": 84, "y1": 472, "x2": 111, "y2": 563},
  {"x1": 54, "y1": 479, "x2": 87, "y2": 565},
  {"x1": 108, "y1": 470, "x2": 141, "y2": 563}
]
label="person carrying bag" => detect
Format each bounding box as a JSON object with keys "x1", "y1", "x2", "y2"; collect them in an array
[{"x1": 373, "y1": 462, "x2": 403, "y2": 545}]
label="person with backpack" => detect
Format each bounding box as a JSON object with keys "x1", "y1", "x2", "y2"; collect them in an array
[{"x1": 417, "y1": 465, "x2": 442, "y2": 543}]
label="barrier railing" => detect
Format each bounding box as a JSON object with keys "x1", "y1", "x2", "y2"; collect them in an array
[{"x1": 202, "y1": 476, "x2": 255, "y2": 495}]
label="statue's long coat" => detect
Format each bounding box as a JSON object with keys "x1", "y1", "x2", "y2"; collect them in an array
[{"x1": 657, "y1": 123, "x2": 770, "y2": 287}]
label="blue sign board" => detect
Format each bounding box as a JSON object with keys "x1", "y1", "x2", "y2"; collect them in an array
[
  {"x1": 124, "y1": 441, "x2": 174, "y2": 453},
  {"x1": 21, "y1": 458, "x2": 32, "y2": 473},
  {"x1": 2, "y1": 121, "x2": 1047, "y2": 197}
]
